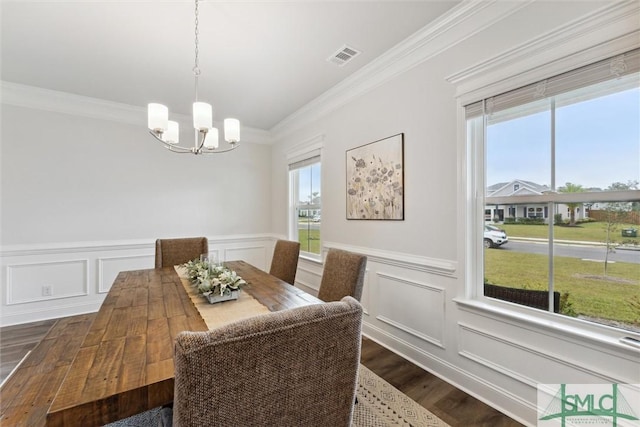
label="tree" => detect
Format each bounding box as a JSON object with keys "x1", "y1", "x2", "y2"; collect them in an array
[
  {"x1": 608, "y1": 180, "x2": 639, "y2": 212},
  {"x1": 558, "y1": 182, "x2": 584, "y2": 226}
]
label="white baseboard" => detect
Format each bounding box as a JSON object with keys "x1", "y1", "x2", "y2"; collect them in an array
[
  {"x1": 0, "y1": 301, "x2": 102, "y2": 327},
  {"x1": 362, "y1": 322, "x2": 533, "y2": 426}
]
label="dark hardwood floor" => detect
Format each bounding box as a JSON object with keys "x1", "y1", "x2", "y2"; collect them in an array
[
  {"x1": 0, "y1": 317, "x2": 523, "y2": 427},
  {"x1": 361, "y1": 337, "x2": 523, "y2": 426},
  {"x1": 0, "y1": 318, "x2": 58, "y2": 385}
]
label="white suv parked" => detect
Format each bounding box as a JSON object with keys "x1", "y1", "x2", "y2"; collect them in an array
[{"x1": 484, "y1": 224, "x2": 508, "y2": 248}]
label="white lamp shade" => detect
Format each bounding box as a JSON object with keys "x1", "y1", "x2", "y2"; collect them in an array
[
  {"x1": 224, "y1": 118, "x2": 240, "y2": 143},
  {"x1": 193, "y1": 102, "x2": 213, "y2": 131},
  {"x1": 148, "y1": 103, "x2": 168, "y2": 132},
  {"x1": 204, "y1": 128, "x2": 219, "y2": 149},
  {"x1": 164, "y1": 121, "x2": 180, "y2": 144}
]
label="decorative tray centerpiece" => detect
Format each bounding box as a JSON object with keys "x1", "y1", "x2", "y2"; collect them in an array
[{"x1": 182, "y1": 258, "x2": 247, "y2": 304}]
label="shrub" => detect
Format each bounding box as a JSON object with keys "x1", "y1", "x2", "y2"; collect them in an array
[
  {"x1": 576, "y1": 217, "x2": 595, "y2": 224},
  {"x1": 516, "y1": 217, "x2": 546, "y2": 225},
  {"x1": 560, "y1": 292, "x2": 578, "y2": 317},
  {"x1": 554, "y1": 213, "x2": 564, "y2": 225}
]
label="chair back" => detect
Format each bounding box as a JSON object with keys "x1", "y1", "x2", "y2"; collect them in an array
[
  {"x1": 318, "y1": 249, "x2": 367, "y2": 302},
  {"x1": 484, "y1": 283, "x2": 560, "y2": 313},
  {"x1": 172, "y1": 297, "x2": 363, "y2": 427},
  {"x1": 269, "y1": 239, "x2": 300, "y2": 284},
  {"x1": 155, "y1": 237, "x2": 208, "y2": 268}
]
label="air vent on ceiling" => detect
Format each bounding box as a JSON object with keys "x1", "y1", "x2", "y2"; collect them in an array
[{"x1": 327, "y1": 45, "x2": 361, "y2": 67}]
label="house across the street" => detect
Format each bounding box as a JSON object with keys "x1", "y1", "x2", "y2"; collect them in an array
[{"x1": 485, "y1": 179, "x2": 589, "y2": 223}]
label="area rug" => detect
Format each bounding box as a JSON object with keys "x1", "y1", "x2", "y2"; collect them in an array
[
  {"x1": 106, "y1": 364, "x2": 450, "y2": 427},
  {"x1": 354, "y1": 365, "x2": 450, "y2": 427}
]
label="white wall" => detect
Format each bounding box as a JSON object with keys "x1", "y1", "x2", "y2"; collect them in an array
[
  {"x1": 1, "y1": 1, "x2": 638, "y2": 425},
  {"x1": 1, "y1": 104, "x2": 272, "y2": 244},
  {"x1": 270, "y1": 2, "x2": 640, "y2": 425},
  {"x1": 0, "y1": 99, "x2": 275, "y2": 324}
]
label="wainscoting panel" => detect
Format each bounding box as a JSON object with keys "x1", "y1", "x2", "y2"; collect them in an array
[
  {"x1": 6, "y1": 259, "x2": 88, "y2": 304},
  {"x1": 375, "y1": 273, "x2": 445, "y2": 348},
  {"x1": 1, "y1": 235, "x2": 274, "y2": 326},
  {"x1": 294, "y1": 260, "x2": 322, "y2": 296},
  {"x1": 97, "y1": 255, "x2": 155, "y2": 293},
  {"x1": 457, "y1": 323, "x2": 629, "y2": 386},
  {"x1": 224, "y1": 246, "x2": 267, "y2": 271}
]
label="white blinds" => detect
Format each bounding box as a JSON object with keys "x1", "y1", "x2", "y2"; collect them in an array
[
  {"x1": 288, "y1": 153, "x2": 321, "y2": 171},
  {"x1": 465, "y1": 48, "x2": 640, "y2": 119}
]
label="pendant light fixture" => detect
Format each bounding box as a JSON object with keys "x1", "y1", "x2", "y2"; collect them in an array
[{"x1": 147, "y1": 0, "x2": 240, "y2": 154}]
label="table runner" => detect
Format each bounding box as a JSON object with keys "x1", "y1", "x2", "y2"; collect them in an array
[{"x1": 175, "y1": 266, "x2": 271, "y2": 330}]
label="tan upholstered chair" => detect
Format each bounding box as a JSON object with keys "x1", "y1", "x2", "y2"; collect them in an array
[
  {"x1": 170, "y1": 297, "x2": 363, "y2": 427},
  {"x1": 155, "y1": 237, "x2": 208, "y2": 268},
  {"x1": 317, "y1": 248, "x2": 367, "y2": 302},
  {"x1": 269, "y1": 239, "x2": 300, "y2": 284}
]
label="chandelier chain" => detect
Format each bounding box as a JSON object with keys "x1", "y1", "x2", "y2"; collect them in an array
[{"x1": 193, "y1": 0, "x2": 200, "y2": 76}]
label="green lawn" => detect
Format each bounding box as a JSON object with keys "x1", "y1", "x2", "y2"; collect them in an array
[
  {"x1": 485, "y1": 250, "x2": 640, "y2": 325},
  {"x1": 500, "y1": 221, "x2": 639, "y2": 244},
  {"x1": 298, "y1": 228, "x2": 321, "y2": 254}
]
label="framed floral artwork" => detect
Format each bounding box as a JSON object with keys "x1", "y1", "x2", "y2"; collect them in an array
[{"x1": 346, "y1": 133, "x2": 404, "y2": 220}]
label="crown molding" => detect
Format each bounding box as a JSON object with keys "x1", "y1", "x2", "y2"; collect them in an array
[
  {"x1": 446, "y1": 0, "x2": 640, "y2": 104},
  {"x1": 269, "y1": 0, "x2": 533, "y2": 140},
  {"x1": 0, "y1": 81, "x2": 274, "y2": 145}
]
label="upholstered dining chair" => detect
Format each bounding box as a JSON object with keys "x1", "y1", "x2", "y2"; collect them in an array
[
  {"x1": 269, "y1": 239, "x2": 300, "y2": 284},
  {"x1": 317, "y1": 248, "x2": 367, "y2": 302},
  {"x1": 166, "y1": 297, "x2": 363, "y2": 427},
  {"x1": 155, "y1": 237, "x2": 208, "y2": 268}
]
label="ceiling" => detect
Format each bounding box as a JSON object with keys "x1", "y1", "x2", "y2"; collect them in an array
[{"x1": 1, "y1": 1, "x2": 460, "y2": 132}]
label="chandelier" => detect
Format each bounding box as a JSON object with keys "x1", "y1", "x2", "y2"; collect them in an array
[{"x1": 147, "y1": 0, "x2": 240, "y2": 154}]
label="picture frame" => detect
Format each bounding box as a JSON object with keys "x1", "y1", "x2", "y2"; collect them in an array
[{"x1": 346, "y1": 133, "x2": 404, "y2": 220}]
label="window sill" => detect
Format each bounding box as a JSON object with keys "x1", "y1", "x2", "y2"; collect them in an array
[
  {"x1": 299, "y1": 253, "x2": 323, "y2": 265},
  {"x1": 454, "y1": 297, "x2": 640, "y2": 359}
]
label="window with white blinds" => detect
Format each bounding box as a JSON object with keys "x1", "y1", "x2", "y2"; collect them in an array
[
  {"x1": 288, "y1": 153, "x2": 321, "y2": 256},
  {"x1": 465, "y1": 48, "x2": 640, "y2": 119},
  {"x1": 466, "y1": 48, "x2": 640, "y2": 333}
]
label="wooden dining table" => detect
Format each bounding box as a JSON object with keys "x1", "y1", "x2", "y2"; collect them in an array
[{"x1": 45, "y1": 260, "x2": 322, "y2": 427}]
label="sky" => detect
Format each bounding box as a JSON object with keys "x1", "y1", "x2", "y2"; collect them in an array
[
  {"x1": 486, "y1": 87, "x2": 639, "y2": 190},
  {"x1": 298, "y1": 163, "x2": 321, "y2": 204}
]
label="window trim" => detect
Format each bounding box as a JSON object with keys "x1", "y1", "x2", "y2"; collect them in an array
[
  {"x1": 456, "y1": 47, "x2": 640, "y2": 345},
  {"x1": 286, "y1": 135, "x2": 324, "y2": 261},
  {"x1": 454, "y1": 297, "x2": 640, "y2": 359}
]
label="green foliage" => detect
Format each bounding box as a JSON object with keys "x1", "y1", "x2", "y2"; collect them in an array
[
  {"x1": 515, "y1": 217, "x2": 546, "y2": 225},
  {"x1": 500, "y1": 221, "x2": 640, "y2": 244},
  {"x1": 298, "y1": 228, "x2": 321, "y2": 254},
  {"x1": 627, "y1": 295, "x2": 640, "y2": 326},
  {"x1": 554, "y1": 213, "x2": 564, "y2": 225},
  {"x1": 484, "y1": 250, "x2": 640, "y2": 325},
  {"x1": 182, "y1": 259, "x2": 246, "y2": 297},
  {"x1": 576, "y1": 217, "x2": 595, "y2": 224},
  {"x1": 560, "y1": 292, "x2": 578, "y2": 317},
  {"x1": 558, "y1": 182, "x2": 585, "y2": 226},
  {"x1": 608, "y1": 180, "x2": 638, "y2": 191}
]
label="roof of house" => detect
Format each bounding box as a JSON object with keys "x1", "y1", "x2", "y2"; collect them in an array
[{"x1": 487, "y1": 179, "x2": 550, "y2": 197}]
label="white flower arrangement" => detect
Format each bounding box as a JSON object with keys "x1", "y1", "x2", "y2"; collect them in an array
[{"x1": 182, "y1": 259, "x2": 246, "y2": 298}]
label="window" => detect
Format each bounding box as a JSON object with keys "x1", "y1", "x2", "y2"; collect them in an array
[
  {"x1": 466, "y1": 49, "x2": 640, "y2": 333},
  {"x1": 289, "y1": 155, "x2": 321, "y2": 257}
]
